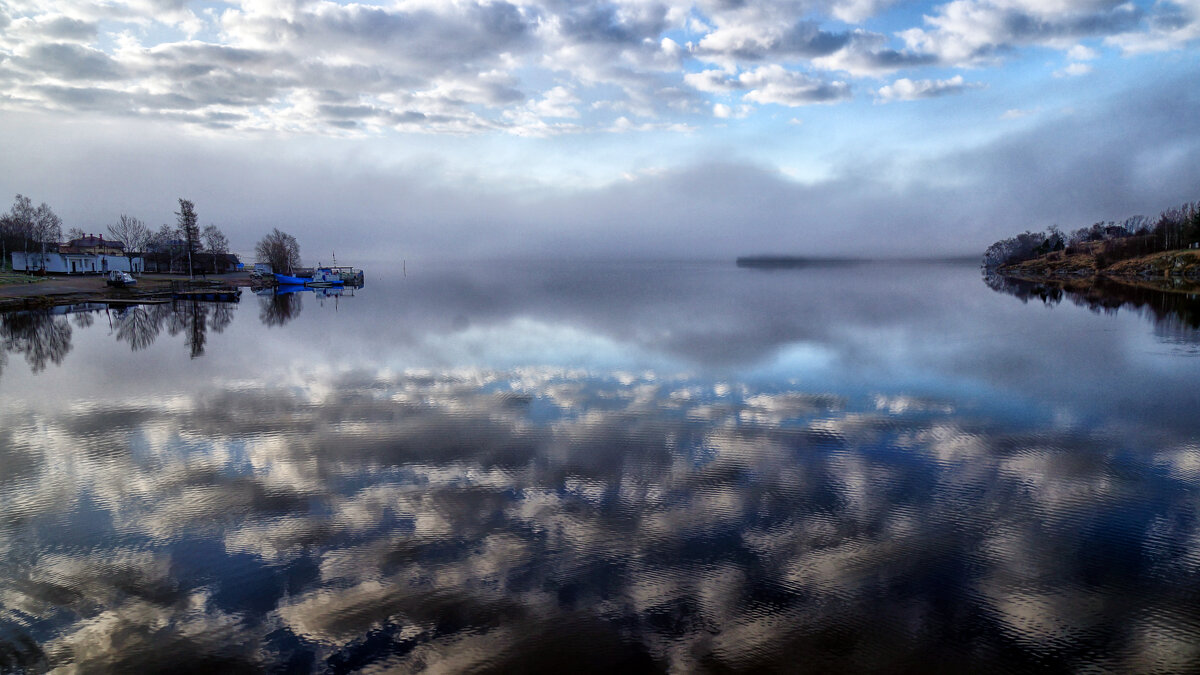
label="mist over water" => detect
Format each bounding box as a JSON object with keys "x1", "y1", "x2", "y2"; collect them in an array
[{"x1": 2, "y1": 261, "x2": 1199, "y2": 673}]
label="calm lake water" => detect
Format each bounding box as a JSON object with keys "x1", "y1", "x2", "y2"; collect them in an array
[{"x1": 2, "y1": 261, "x2": 1200, "y2": 673}]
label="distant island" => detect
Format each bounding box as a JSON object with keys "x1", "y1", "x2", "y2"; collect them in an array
[{"x1": 982, "y1": 199, "x2": 1200, "y2": 288}]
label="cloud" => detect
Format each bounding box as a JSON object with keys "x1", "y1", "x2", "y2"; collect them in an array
[
  {"x1": 1106, "y1": 0, "x2": 1200, "y2": 53},
  {"x1": 900, "y1": 0, "x2": 1148, "y2": 65},
  {"x1": 3, "y1": 65, "x2": 1199, "y2": 265},
  {"x1": 739, "y1": 65, "x2": 852, "y2": 106},
  {"x1": 0, "y1": 0, "x2": 1195, "y2": 135},
  {"x1": 811, "y1": 30, "x2": 940, "y2": 75},
  {"x1": 1067, "y1": 43, "x2": 1099, "y2": 60},
  {"x1": 875, "y1": 75, "x2": 981, "y2": 101},
  {"x1": 712, "y1": 101, "x2": 753, "y2": 118},
  {"x1": 14, "y1": 42, "x2": 126, "y2": 81},
  {"x1": 1001, "y1": 107, "x2": 1038, "y2": 119},
  {"x1": 1054, "y1": 62, "x2": 1094, "y2": 76},
  {"x1": 831, "y1": 0, "x2": 903, "y2": 23},
  {"x1": 12, "y1": 14, "x2": 100, "y2": 42},
  {"x1": 694, "y1": 19, "x2": 854, "y2": 63}
]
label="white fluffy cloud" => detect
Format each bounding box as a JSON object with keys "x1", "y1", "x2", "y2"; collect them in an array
[
  {"x1": 740, "y1": 64, "x2": 852, "y2": 106},
  {"x1": 875, "y1": 74, "x2": 981, "y2": 101}
]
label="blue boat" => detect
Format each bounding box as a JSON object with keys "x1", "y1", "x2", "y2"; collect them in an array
[{"x1": 273, "y1": 267, "x2": 345, "y2": 287}]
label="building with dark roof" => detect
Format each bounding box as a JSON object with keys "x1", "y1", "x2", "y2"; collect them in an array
[{"x1": 63, "y1": 234, "x2": 126, "y2": 256}]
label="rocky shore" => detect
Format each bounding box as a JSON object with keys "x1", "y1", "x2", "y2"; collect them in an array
[{"x1": 997, "y1": 248, "x2": 1200, "y2": 293}]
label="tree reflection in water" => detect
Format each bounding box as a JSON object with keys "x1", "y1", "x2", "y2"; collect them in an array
[
  {"x1": 113, "y1": 300, "x2": 238, "y2": 359},
  {"x1": 984, "y1": 271, "x2": 1200, "y2": 342},
  {"x1": 259, "y1": 292, "x2": 302, "y2": 327},
  {"x1": 0, "y1": 309, "x2": 73, "y2": 374},
  {"x1": 0, "y1": 298, "x2": 241, "y2": 380},
  {"x1": 113, "y1": 304, "x2": 167, "y2": 351}
]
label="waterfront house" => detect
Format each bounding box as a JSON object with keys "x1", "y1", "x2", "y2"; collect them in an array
[
  {"x1": 65, "y1": 234, "x2": 126, "y2": 257},
  {"x1": 11, "y1": 251, "x2": 142, "y2": 274}
]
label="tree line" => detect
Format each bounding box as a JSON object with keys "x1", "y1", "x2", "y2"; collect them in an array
[
  {"x1": 983, "y1": 200, "x2": 1200, "y2": 269},
  {"x1": 0, "y1": 195, "x2": 232, "y2": 276},
  {"x1": 2, "y1": 193, "x2": 303, "y2": 277}
]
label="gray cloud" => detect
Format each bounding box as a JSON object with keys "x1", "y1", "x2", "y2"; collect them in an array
[
  {"x1": 2, "y1": 65, "x2": 1198, "y2": 263},
  {"x1": 17, "y1": 43, "x2": 126, "y2": 81},
  {"x1": 694, "y1": 19, "x2": 854, "y2": 61},
  {"x1": 903, "y1": 0, "x2": 1151, "y2": 64},
  {"x1": 233, "y1": 1, "x2": 538, "y2": 67},
  {"x1": 551, "y1": 0, "x2": 672, "y2": 45},
  {"x1": 36, "y1": 16, "x2": 99, "y2": 41}
]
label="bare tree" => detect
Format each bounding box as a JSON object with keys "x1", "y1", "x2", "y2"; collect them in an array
[
  {"x1": 0, "y1": 214, "x2": 14, "y2": 271},
  {"x1": 108, "y1": 214, "x2": 151, "y2": 274},
  {"x1": 31, "y1": 202, "x2": 61, "y2": 267},
  {"x1": 202, "y1": 224, "x2": 229, "y2": 274},
  {"x1": 175, "y1": 198, "x2": 199, "y2": 279},
  {"x1": 255, "y1": 228, "x2": 300, "y2": 276},
  {"x1": 149, "y1": 223, "x2": 182, "y2": 273},
  {"x1": 9, "y1": 195, "x2": 35, "y2": 257},
  {"x1": 66, "y1": 227, "x2": 87, "y2": 241}
]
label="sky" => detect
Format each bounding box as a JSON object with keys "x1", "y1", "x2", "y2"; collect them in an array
[{"x1": 1, "y1": 0, "x2": 1199, "y2": 262}]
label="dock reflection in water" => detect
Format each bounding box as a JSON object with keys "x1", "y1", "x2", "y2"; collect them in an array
[{"x1": 1, "y1": 262, "x2": 1199, "y2": 672}]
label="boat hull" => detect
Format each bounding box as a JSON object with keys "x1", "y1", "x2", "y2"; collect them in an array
[
  {"x1": 274, "y1": 272, "x2": 345, "y2": 286},
  {"x1": 274, "y1": 273, "x2": 310, "y2": 285}
]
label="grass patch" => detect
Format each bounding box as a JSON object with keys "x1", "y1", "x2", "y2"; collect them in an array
[{"x1": 0, "y1": 271, "x2": 44, "y2": 286}]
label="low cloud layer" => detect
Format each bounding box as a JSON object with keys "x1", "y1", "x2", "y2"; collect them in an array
[
  {"x1": 0, "y1": 1, "x2": 1198, "y2": 260},
  {"x1": 5, "y1": 63, "x2": 1199, "y2": 261}
]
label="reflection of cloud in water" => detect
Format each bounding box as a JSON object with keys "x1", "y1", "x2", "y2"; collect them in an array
[{"x1": 2, "y1": 368, "x2": 1200, "y2": 671}]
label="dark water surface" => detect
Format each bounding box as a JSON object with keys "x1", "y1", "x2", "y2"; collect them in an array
[{"x1": 2, "y1": 261, "x2": 1200, "y2": 673}]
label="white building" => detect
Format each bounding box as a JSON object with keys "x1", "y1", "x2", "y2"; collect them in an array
[{"x1": 11, "y1": 252, "x2": 144, "y2": 274}]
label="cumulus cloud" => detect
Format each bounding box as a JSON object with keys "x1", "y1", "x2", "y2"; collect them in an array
[
  {"x1": 1054, "y1": 61, "x2": 1094, "y2": 76},
  {"x1": 712, "y1": 101, "x2": 753, "y2": 118},
  {"x1": 694, "y1": 19, "x2": 854, "y2": 63},
  {"x1": 832, "y1": 0, "x2": 904, "y2": 22},
  {"x1": 899, "y1": 0, "x2": 1149, "y2": 65},
  {"x1": 0, "y1": 0, "x2": 1193, "y2": 134},
  {"x1": 1106, "y1": 0, "x2": 1200, "y2": 52},
  {"x1": 740, "y1": 64, "x2": 852, "y2": 105},
  {"x1": 875, "y1": 74, "x2": 981, "y2": 101}
]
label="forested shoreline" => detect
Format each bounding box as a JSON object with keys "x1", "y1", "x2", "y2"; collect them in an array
[{"x1": 983, "y1": 200, "x2": 1200, "y2": 272}]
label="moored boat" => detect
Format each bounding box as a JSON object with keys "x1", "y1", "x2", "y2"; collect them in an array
[
  {"x1": 273, "y1": 272, "x2": 311, "y2": 285},
  {"x1": 273, "y1": 267, "x2": 345, "y2": 287},
  {"x1": 307, "y1": 267, "x2": 345, "y2": 286}
]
